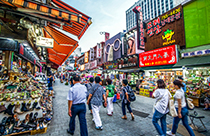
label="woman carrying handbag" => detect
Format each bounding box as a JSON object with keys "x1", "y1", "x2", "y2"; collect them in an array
[
  {"x1": 152, "y1": 79, "x2": 171, "y2": 136},
  {"x1": 167, "y1": 80, "x2": 195, "y2": 136}
]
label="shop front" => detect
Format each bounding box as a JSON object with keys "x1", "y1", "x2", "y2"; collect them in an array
[
  {"x1": 103, "y1": 61, "x2": 119, "y2": 85},
  {"x1": 139, "y1": 45, "x2": 181, "y2": 97},
  {"x1": 117, "y1": 54, "x2": 143, "y2": 90},
  {"x1": 174, "y1": 45, "x2": 210, "y2": 107}
]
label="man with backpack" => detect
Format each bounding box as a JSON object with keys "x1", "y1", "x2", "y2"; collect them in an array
[
  {"x1": 105, "y1": 78, "x2": 117, "y2": 116},
  {"x1": 121, "y1": 79, "x2": 135, "y2": 120},
  {"x1": 85, "y1": 77, "x2": 95, "y2": 114}
]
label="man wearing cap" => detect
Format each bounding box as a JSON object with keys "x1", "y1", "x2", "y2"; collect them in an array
[
  {"x1": 87, "y1": 76, "x2": 107, "y2": 130},
  {"x1": 67, "y1": 75, "x2": 88, "y2": 136},
  {"x1": 178, "y1": 76, "x2": 187, "y2": 92}
]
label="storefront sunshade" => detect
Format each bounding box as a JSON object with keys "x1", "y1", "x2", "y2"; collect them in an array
[
  {"x1": 44, "y1": 26, "x2": 78, "y2": 66},
  {"x1": 173, "y1": 55, "x2": 210, "y2": 68},
  {"x1": 139, "y1": 65, "x2": 175, "y2": 71},
  {"x1": 51, "y1": 0, "x2": 92, "y2": 39},
  {"x1": 0, "y1": 38, "x2": 18, "y2": 52},
  {"x1": 0, "y1": 0, "x2": 81, "y2": 22},
  {"x1": 118, "y1": 68, "x2": 144, "y2": 73},
  {"x1": 0, "y1": 0, "x2": 91, "y2": 39}
]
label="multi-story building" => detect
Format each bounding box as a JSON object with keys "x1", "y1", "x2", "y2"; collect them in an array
[{"x1": 126, "y1": 0, "x2": 174, "y2": 31}]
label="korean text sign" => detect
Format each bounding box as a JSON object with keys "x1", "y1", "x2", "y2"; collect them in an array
[
  {"x1": 144, "y1": 5, "x2": 185, "y2": 51},
  {"x1": 139, "y1": 45, "x2": 178, "y2": 67}
]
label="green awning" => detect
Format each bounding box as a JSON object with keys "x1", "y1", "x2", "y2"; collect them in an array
[
  {"x1": 174, "y1": 55, "x2": 210, "y2": 68},
  {"x1": 139, "y1": 65, "x2": 175, "y2": 71},
  {"x1": 181, "y1": 44, "x2": 210, "y2": 53}
]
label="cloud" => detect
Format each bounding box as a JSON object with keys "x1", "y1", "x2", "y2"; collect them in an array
[{"x1": 100, "y1": 5, "x2": 114, "y2": 18}]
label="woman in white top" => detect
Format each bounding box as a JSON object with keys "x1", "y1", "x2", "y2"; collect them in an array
[
  {"x1": 152, "y1": 79, "x2": 171, "y2": 136},
  {"x1": 167, "y1": 80, "x2": 195, "y2": 136}
]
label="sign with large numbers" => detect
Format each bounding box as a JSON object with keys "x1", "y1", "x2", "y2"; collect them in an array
[
  {"x1": 36, "y1": 36, "x2": 54, "y2": 48},
  {"x1": 139, "y1": 45, "x2": 178, "y2": 67},
  {"x1": 144, "y1": 5, "x2": 185, "y2": 51}
]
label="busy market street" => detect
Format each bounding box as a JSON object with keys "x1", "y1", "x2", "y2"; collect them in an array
[{"x1": 20, "y1": 79, "x2": 209, "y2": 136}]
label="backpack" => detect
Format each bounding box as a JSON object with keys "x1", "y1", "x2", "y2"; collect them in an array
[{"x1": 126, "y1": 86, "x2": 136, "y2": 102}]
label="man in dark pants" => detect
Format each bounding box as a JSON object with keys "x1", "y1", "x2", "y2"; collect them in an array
[{"x1": 67, "y1": 75, "x2": 88, "y2": 136}]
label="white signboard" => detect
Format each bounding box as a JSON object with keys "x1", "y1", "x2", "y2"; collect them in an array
[
  {"x1": 97, "y1": 43, "x2": 102, "y2": 58},
  {"x1": 36, "y1": 36, "x2": 54, "y2": 48},
  {"x1": 90, "y1": 60, "x2": 97, "y2": 70},
  {"x1": 182, "y1": 49, "x2": 210, "y2": 58}
]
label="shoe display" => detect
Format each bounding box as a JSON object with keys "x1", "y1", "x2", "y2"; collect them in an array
[
  {"x1": 0, "y1": 104, "x2": 6, "y2": 113},
  {"x1": 14, "y1": 103, "x2": 23, "y2": 114},
  {"x1": 4, "y1": 103, "x2": 15, "y2": 115},
  {"x1": 21, "y1": 102, "x2": 29, "y2": 112},
  {"x1": 0, "y1": 73, "x2": 54, "y2": 135}
]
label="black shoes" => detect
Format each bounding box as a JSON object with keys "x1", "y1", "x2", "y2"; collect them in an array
[
  {"x1": 4, "y1": 104, "x2": 15, "y2": 115},
  {"x1": 67, "y1": 129, "x2": 74, "y2": 135}
]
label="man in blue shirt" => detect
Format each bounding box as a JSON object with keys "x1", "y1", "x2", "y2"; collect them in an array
[
  {"x1": 67, "y1": 75, "x2": 88, "y2": 136},
  {"x1": 178, "y1": 76, "x2": 186, "y2": 92}
]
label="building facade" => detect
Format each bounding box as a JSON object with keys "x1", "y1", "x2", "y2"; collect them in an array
[{"x1": 126, "y1": 0, "x2": 174, "y2": 31}]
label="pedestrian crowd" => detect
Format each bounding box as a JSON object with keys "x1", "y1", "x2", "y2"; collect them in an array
[{"x1": 63, "y1": 73, "x2": 205, "y2": 136}]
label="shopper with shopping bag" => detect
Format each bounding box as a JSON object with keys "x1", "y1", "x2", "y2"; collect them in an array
[
  {"x1": 152, "y1": 79, "x2": 171, "y2": 136},
  {"x1": 105, "y1": 78, "x2": 117, "y2": 116},
  {"x1": 167, "y1": 80, "x2": 195, "y2": 136}
]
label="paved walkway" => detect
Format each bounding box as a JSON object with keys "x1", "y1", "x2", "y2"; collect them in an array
[{"x1": 26, "y1": 79, "x2": 210, "y2": 136}]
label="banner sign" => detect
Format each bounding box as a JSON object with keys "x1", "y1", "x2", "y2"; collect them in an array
[
  {"x1": 103, "y1": 61, "x2": 118, "y2": 70},
  {"x1": 90, "y1": 60, "x2": 97, "y2": 70},
  {"x1": 118, "y1": 54, "x2": 138, "y2": 69},
  {"x1": 139, "y1": 45, "x2": 178, "y2": 67},
  {"x1": 85, "y1": 63, "x2": 90, "y2": 70},
  {"x1": 36, "y1": 36, "x2": 54, "y2": 48},
  {"x1": 182, "y1": 49, "x2": 210, "y2": 58},
  {"x1": 89, "y1": 48, "x2": 94, "y2": 61},
  {"x1": 84, "y1": 52, "x2": 89, "y2": 63},
  {"x1": 80, "y1": 64, "x2": 85, "y2": 71},
  {"x1": 144, "y1": 5, "x2": 185, "y2": 51},
  {"x1": 97, "y1": 43, "x2": 102, "y2": 58}
]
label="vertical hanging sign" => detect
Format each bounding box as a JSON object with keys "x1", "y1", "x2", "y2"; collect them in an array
[{"x1": 97, "y1": 43, "x2": 102, "y2": 58}]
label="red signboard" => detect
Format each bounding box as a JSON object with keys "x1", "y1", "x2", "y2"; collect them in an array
[
  {"x1": 20, "y1": 44, "x2": 24, "y2": 55},
  {"x1": 139, "y1": 45, "x2": 178, "y2": 67}
]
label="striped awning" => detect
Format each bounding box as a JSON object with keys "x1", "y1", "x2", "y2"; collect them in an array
[
  {"x1": 0, "y1": 0, "x2": 92, "y2": 39},
  {"x1": 43, "y1": 26, "x2": 79, "y2": 65}
]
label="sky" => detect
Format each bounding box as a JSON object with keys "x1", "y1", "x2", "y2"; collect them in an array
[{"x1": 63, "y1": 0, "x2": 138, "y2": 53}]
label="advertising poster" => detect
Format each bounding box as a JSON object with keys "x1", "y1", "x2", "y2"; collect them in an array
[
  {"x1": 125, "y1": 31, "x2": 144, "y2": 56},
  {"x1": 105, "y1": 32, "x2": 122, "y2": 62}
]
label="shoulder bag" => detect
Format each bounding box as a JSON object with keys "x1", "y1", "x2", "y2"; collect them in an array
[
  {"x1": 185, "y1": 93, "x2": 194, "y2": 110},
  {"x1": 168, "y1": 91, "x2": 178, "y2": 117}
]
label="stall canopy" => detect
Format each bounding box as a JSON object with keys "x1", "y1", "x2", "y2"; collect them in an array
[
  {"x1": 44, "y1": 25, "x2": 78, "y2": 66},
  {"x1": 173, "y1": 55, "x2": 210, "y2": 68},
  {"x1": 51, "y1": 0, "x2": 92, "y2": 39},
  {"x1": 0, "y1": 0, "x2": 91, "y2": 39},
  {"x1": 0, "y1": 38, "x2": 18, "y2": 52}
]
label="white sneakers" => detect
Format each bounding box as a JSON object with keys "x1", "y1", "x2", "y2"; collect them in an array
[{"x1": 166, "y1": 131, "x2": 175, "y2": 136}]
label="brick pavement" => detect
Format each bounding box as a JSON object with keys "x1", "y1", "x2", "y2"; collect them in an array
[{"x1": 24, "y1": 79, "x2": 210, "y2": 136}]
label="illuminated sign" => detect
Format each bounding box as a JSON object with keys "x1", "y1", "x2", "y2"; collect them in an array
[
  {"x1": 144, "y1": 5, "x2": 185, "y2": 51},
  {"x1": 84, "y1": 52, "x2": 89, "y2": 63},
  {"x1": 139, "y1": 45, "x2": 178, "y2": 67},
  {"x1": 162, "y1": 29, "x2": 175, "y2": 46},
  {"x1": 103, "y1": 61, "x2": 118, "y2": 70}
]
